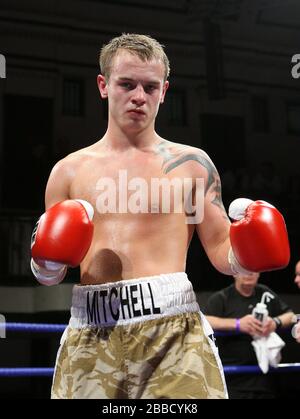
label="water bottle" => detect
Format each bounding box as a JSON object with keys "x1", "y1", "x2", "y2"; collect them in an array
[
  {"x1": 252, "y1": 292, "x2": 274, "y2": 325},
  {"x1": 252, "y1": 302, "x2": 268, "y2": 325}
]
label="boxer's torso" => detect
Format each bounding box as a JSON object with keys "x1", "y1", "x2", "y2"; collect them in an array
[{"x1": 58, "y1": 138, "x2": 208, "y2": 284}]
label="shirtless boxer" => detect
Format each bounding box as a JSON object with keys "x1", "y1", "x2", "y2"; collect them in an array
[{"x1": 30, "y1": 34, "x2": 290, "y2": 399}]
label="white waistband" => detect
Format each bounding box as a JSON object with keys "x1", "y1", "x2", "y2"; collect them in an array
[{"x1": 69, "y1": 272, "x2": 199, "y2": 328}]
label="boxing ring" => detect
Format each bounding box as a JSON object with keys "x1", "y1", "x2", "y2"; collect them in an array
[{"x1": 1, "y1": 322, "x2": 300, "y2": 378}]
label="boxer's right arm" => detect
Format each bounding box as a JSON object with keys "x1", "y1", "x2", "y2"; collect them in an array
[
  {"x1": 30, "y1": 158, "x2": 94, "y2": 286},
  {"x1": 31, "y1": 159, "x2": 72, "y2": 285},
  {"x1": 45, "y1": 159, "x2": 74, "y2": 210}
]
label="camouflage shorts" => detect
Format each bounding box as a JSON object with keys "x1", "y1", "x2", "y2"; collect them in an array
[{"x1": 51, "y1": 273, "x2": 227, "y2": 399}]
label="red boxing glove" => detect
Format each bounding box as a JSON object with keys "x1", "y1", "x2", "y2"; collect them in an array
[
  {"x1": 229, "y1": 199, "x2": 290, "y2": 272},
  {"x1": 31, "y1": 199, "x2": 94, "y2": 268}
]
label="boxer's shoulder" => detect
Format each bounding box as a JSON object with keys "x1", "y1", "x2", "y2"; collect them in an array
[
  {"x1": 45, "y1": 147, "x2": 93, "y2": 207},
  {"x1": 156, "y1": 140, "x2": 214, "y2": 175},
  {"x1": 153, "y1": 133, "x2": 219, "y2": 188},
  {"x1": 157, "y1": 139, "x2": 201, "y2": 156},
  {"x1": 175, "y1": 144, "x2": 218, "y2": 180},
  {"x1": 51, "y1": 144, "x2": 99, "y2": 176}
]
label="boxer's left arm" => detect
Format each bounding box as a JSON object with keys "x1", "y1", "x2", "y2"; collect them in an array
[
  {"x1": 193, "y1": 152, "x2": 232, "y2": 275},
  {"x1": 193, "y1": 151, "x2": 290, "y2": 275}
]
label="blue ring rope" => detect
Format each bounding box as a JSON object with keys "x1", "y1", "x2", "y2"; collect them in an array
[
  {"x1": 6, "y1": 322, "x2": 67, "y2": 333},
  {"x1": 1, "y1": 364, "x2": 300, "y2": 377},
  {"x1": 4, "y1": 323, "x2": 295, "y2": 336}
]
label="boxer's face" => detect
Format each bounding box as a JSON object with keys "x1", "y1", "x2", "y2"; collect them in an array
[
  {"x1": 295, "y1": 262, "x2": 300, "y2": 289},
  {"x1": 98, "y1": 49, "x2": 169, "y2": 134}
]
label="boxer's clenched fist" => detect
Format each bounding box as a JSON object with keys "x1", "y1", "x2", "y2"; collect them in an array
[
  {"x1": 31, "y1": 199, "x2": 94, "y2": 286},
  {"x1": 228, "y1": 199, "x2": 290, "y2": 274}
]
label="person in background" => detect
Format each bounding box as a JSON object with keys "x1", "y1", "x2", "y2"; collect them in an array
[{"x1": 204, "y1": 272, "x2": 295, "y2": 399}]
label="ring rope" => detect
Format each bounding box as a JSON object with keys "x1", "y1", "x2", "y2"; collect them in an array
[
  {"x1": 1, "y1": 364, "x2": 300, "y2": 377},
  {"x1": 4, "y1": 322, "x2": 296, "y2": 336},
  {"x1": 5, "y1": 322, "x2": 66, "y2": 333}
]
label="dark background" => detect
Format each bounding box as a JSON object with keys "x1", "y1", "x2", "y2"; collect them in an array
[{"x1": 0, "y1": 0, "x2": 300, "y2": 398}]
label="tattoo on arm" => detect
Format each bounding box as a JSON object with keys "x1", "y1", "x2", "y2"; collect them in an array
[
  {"x1": 211, "y1": 178, "x2": 228, "y2": 219},
  {"x1": 156, "y1": 141, "x2": 214, "y2": 190},
  {"x1": 155, "y1": 141, "x2": 228, "y2": 218}
]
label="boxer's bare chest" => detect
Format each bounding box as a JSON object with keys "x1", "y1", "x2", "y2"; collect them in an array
[{"x1": 69, "y1": 148, "x2": 194, "y2": 216}]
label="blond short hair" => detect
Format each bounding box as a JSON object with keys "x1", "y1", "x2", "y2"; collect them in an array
[{"x1": 99, "y1": 33, "x2": 170, "y2": 81}]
